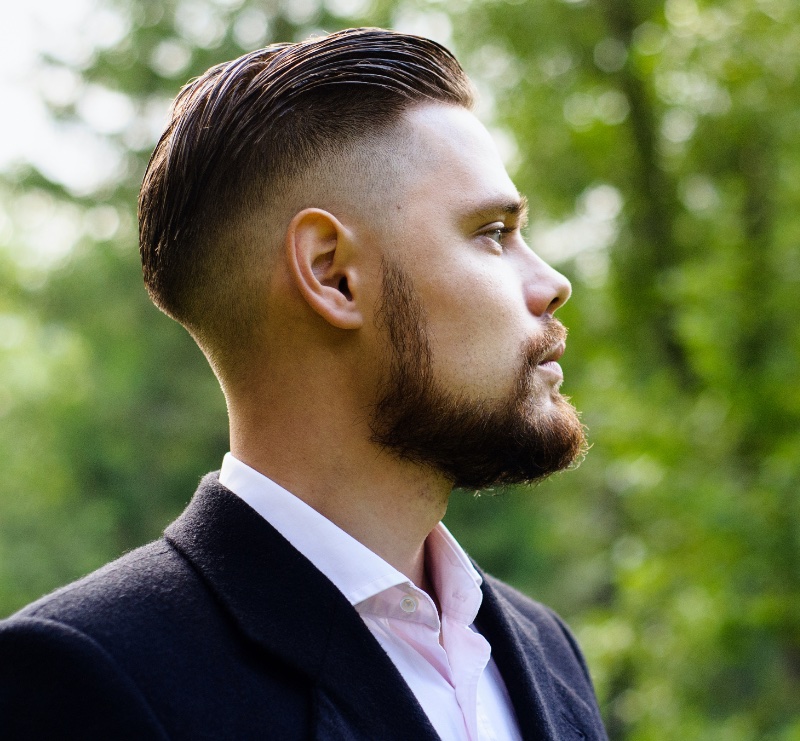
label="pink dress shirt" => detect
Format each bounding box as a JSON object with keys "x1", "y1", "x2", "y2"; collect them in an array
[{"x1": 219, "y1": 453, "x2": 523, "y2": 741}]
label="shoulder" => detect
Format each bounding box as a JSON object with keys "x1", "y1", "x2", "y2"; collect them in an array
[
  {"x1": 1, "y1": 536, "x2": 234, "y2": 684},
  {"x1": 0, "y1": 504, "x2": 314, "y2": 740},
  {"x1": 0, "y1": 542, "x2": 187, "y2": 740},
  {"x1": 0, "y1": 613, "x2": 168, "y2": 739},
  {"x1": 9, "y1": 539, "x2": 198, "y2": 633},
  {"x1": 0, "y1": 540, "x2": 207, "y2": 734}
]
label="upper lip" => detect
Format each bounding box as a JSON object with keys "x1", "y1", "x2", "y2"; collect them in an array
[{"x1": 539, "y1": 342, "x2": 565, "y2": 364}]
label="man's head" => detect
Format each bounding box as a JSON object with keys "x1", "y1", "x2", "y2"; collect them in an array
[{"x1": 139, "y1": 28, "x2": 586, "y2": 489}]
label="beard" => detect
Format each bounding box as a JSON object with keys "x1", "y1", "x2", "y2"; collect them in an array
[{"x1": 370, "y1": 260, "x2": 587, "y2": 490}]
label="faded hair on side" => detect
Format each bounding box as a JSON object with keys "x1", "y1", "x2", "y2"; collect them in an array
[{"x1": 138, "y1": 27, "x2": 474, "y2": 346}]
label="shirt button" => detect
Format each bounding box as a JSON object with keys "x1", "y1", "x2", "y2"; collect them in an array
[{"x1": 400, "y1": 596, "x2": 418, "y2": 613}]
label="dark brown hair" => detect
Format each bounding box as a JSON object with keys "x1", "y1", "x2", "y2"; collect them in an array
[{"x1": 139, "y1": 27, "x2": 473, "y2": 342}]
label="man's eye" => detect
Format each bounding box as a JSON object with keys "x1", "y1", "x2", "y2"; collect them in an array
[
  {"x1": 483, "y1": 226, "x2": 512, "y2": 248},
  {"x1": 487, "y1": 228, "x2": 503, "y2": 244}
]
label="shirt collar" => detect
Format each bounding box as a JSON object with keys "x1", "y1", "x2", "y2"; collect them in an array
[
  {"x1": 218, "y1": 453, "x2": 483, "y2": 616},
  {"x1": 219, "y1": 453, "x2": 407, "y2": 605},
  {"x1": 426, "y1": 521, "x2": 484, "y2": 625}
]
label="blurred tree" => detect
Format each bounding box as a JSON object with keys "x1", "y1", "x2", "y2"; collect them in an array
[{"x1": 1, "y1": 0, "x2": 798, "y2": 739}]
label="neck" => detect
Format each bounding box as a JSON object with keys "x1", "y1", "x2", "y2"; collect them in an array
[{"x1": 228, "y1": 396, "x2": 452, "y2": 588}]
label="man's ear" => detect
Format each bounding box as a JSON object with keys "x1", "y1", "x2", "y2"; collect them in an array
[{"x1": 285, "y1": 208, "x2": 364, "y2": 330}]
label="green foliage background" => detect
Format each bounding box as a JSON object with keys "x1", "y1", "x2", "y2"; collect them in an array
[{"x1": 1, "y1": 0, "x2": 799, "y2": 738}]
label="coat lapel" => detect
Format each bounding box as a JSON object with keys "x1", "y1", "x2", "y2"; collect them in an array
[
  {"x1": 164, "y1": 474, "x2": 438, "y2": 741},
  {"x1": 476, "y1": 574, "x2": 607, "y2": 741}
]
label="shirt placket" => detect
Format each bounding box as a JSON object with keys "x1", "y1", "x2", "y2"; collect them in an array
[{"x1": 441, "y1": 614, "x2": 492, "y2": 741}]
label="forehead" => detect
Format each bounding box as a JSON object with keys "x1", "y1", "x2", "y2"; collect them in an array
[{"x1": 397, "y1": 103, "x2": 520, "y2": 218}]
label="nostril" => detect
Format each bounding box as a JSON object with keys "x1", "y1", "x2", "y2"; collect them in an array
[{"x1": 552, "y1": 276, "x2": 572, "y2": 312}]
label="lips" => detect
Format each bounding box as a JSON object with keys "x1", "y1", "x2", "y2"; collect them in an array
[{"x1": 538, "y1": 341, "x2": 565, "y2": 366}]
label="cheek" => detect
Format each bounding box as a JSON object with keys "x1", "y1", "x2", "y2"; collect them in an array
[
  {"x1": 423, "y1": 270, "x2": 529, "y2": 397},
  {"x1": 435, "y1": 261, "x2": 526, "y2": 336}
]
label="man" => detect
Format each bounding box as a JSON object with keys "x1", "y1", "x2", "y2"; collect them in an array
[{"x1": 0, "y1": 28, "x2": 605, "y2": 740}]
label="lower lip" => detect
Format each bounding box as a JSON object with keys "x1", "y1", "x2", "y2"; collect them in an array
[{"x1": 537, "y1": 361, "x2": 564, "y2": 382}]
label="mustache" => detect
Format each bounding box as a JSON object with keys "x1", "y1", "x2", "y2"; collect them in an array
[{"x1": 523, "y1": 318, "x2": 568, "y2": 369}]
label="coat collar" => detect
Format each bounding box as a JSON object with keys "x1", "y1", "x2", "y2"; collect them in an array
[{"x1": 164, "y1": 474, "x2": 439, "y2": 740}]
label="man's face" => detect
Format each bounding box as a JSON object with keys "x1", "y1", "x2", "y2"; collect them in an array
[{"x1": 366, "y1": 104, "x2": 586, "y2": 489}]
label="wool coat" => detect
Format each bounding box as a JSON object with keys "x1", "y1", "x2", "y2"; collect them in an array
[{"x1": 0, "y1": 474, "x2": 608, "y2": 740}]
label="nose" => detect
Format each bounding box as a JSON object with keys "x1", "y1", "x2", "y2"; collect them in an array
[{"x1": 523, "y1": 251, "x2": 572, "y2": 316}]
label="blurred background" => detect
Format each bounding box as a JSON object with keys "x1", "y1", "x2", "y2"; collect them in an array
[{"x1": 1, "y1": 0, "x2": 799, "y2": 737}]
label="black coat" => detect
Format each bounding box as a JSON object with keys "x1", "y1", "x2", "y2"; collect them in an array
[{"x1": 0, "y1": 474, "x2": 608, "y2": 740}]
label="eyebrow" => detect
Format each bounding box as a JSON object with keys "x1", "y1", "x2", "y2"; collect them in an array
[{"x1": 466, "y1": 194, "x2": 529, "y2": 226}]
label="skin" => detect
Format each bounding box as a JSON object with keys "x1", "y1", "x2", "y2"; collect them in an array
[{"x1": 224, "y1": 102, "x2": 571, "y2": 594}]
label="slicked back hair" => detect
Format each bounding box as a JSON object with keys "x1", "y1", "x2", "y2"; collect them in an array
[{"x1": 138, "y1": 27, "x2": 474, "y2": 352}]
